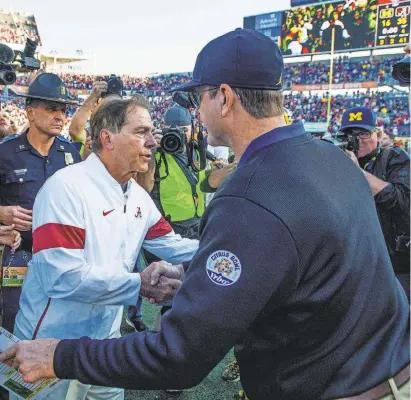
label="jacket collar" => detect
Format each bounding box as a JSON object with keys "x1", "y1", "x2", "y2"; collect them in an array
[
  {"x1": 85, "y1": 153, "x2": 130, "y2": 190},
  {"x1": 239, "y1": 123, "x2": 307, "y2": 167}
]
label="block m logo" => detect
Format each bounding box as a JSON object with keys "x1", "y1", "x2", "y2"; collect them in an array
[{"x1": 349, "y1": 112, "x2": 363, "y2": 122}]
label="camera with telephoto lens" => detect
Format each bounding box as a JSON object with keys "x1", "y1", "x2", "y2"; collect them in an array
[
  {"x1": 160, "y1": 126, "x2": 187, "y2": 154},
  {"x1": 392, "y1": 56, "x2": 410, "y2": 87},
  {"x1": 321, "y1": 131, "x2": 360, "y2": 153},
  {"x1": 101, "y1": 74, "x2": 123, "y2": 97},
  {"x1": 0, "y1": 43, "x2": 17, "y2": 85},
  {"x1": 0, "y1": 40, "x2": 42, "y2": 85}
]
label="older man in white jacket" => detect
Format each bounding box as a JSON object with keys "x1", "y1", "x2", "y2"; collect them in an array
[{"x1": 13, "y1": 95, "x2": 199, "y2": 400}]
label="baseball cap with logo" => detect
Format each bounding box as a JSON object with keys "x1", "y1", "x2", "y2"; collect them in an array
[
  {"x1": 340, "y1": 107, "x2": 377, "y2": 132},
  {"x1": 164, "y1": 106, "x2": 191, "y2": 126},
  {"x1": 171, "y1": 28, "x2": 284, "y2": 93}
]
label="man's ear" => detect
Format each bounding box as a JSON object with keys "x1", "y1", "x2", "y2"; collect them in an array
[
  {"x1": 26, "y1": 107, "x2": 35, "y2": 123},
  {"x1": 100, "y1": 129, "x2": 114, "y2": 150},
  {"x1": 220, "y1": 84, "x2": 236, "y2": 117}
]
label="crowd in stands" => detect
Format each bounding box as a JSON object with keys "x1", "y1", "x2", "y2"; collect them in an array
[
  {"x1": 2, "y1": 54, "x2": 409, "y2": 138},
  {"x1": 52, "y1": 73, "x2": 192, "y2": 92},
  {"x1": 0, "y1": 11, "x2": 42, "y2": 45},
  {"x1": 286, "y1": 91, "x2": 410, "y2": 136},
  {"x1": 286, "y1": 56, "x2": 402, "y2": 85},
  {"x1": 2, "y1": 90, "x2": 408, "y2": 139},
  {"x1": 11, "y1": 56, "x2": 401, "y2": 92}
]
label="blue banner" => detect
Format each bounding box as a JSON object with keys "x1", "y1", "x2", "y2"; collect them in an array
[{"x1": 255, "y1": 11, "x2": 283, "y2": 30}]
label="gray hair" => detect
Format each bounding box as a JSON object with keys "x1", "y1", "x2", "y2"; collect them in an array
[
  {"x1": 90, "y1": 95, "x2": 150, "y2": 152},
  {"x1": 210, "y1": 88, "x2": 284, "y2": 119}
]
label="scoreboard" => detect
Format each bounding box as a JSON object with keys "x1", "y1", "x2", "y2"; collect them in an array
[
  {"x1": 376, "y1": 1, "x2": 410, "y2": 47},
  {"x1": 245, "y1": 0, "x2": 410, "y2": 56}
]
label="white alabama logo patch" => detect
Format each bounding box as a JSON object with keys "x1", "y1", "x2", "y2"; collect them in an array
[{"x1": 206, "y1": 250, "x2": 241, "y2": 286}]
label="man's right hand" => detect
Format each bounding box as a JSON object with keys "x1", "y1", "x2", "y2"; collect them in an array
[
  {"x1": 0, "y1": 206, "x2": 32, "y2": 231},
  {"x1": 139, "y1": 262, "x2": 182, "y2": 305},
  {"x1": 85, "y1": 81, "x2": 108, "y2": 107}
]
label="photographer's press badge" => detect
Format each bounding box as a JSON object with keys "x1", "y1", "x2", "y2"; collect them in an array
[
  {"x1": 65, "y1": 152, "x2": 74, "y2": 166},
  {"x1": 206, "y1": 250, "x2": 241, "y2": 286},
  {"x1": 2, "y1": 267, "x2": 27, "y2": 287}
]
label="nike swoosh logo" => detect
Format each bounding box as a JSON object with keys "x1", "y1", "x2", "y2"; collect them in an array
[{"x1": 103, "y1": 209, "x2": 115, "y2": 217}]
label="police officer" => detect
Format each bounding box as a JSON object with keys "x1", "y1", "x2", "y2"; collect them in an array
[
  {"x1": 3, "y1": 30, "x2": 410, "y2": 400},
  {"x1": 341, "y1": 107, "x2": 410, "y2": 299},
  {"x1": 0, "y1": 73, "x2": 81, "y2": 336}
]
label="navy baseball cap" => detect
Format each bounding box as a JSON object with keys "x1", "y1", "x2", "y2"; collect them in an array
[
  {"x1": 340, "y1": 107, "x2": 377, "y2": 132},
  {"x1": 164, "y1": 105, "x2": 191, "y2": 126},
  {"x1": 172, "y1": 28, "x2": 284, "y2": 92}
]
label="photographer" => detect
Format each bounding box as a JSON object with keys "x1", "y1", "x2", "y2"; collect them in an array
[
  {"x1": 151, "y1": 105, "x2": 206, "y2": 240},
  {"x1": 341, "y1": 107, "x2": 410, "y2": 299}
]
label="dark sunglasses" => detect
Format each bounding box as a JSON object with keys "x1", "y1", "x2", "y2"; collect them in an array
[
  {"x1": 188, "y1": 87, "x2": 243, "y2": 108},
  {"x1": 188, "y1": 88, "x2": 219, "y2": 108}
]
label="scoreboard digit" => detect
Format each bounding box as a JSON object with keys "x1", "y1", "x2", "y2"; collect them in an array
[{"x1": 376, "y1": 2, "x2": 410, "y2": 47}]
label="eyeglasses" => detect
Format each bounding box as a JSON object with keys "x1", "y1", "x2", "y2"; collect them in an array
[
  {"x1": 188, "y1": 87, "x2": 219, "y2": 108},
  {"x1": 188, "y1": 87, "x2": 242, "y2": 108},
  {"x1": 350, "y1": 129, "x2": 373, "y2": 139}
]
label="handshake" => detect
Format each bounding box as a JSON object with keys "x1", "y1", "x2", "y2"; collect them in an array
[{"x1": 139, "y1": 261, "x2": 185, "y2": 305}]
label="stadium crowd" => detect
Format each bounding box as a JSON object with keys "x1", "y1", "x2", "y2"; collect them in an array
[
  {"x1": 2, "y1": 89, "x2": 409, "y2": 139},
  {"x1": 0, "y1": 11, "x2": 42, "y2": 45},
  {"x1": 286, "y1": 56, "x2": 402, "y2": 85},
  {"x1": 286, "y1": 91, "x2": 410, "y2": 136},
  {"x1": 11, "y1": 56, "x2": 401, "y2": 91},
  {"x1": 3, "y1": 53, "x2": 408, "y2": 139}
]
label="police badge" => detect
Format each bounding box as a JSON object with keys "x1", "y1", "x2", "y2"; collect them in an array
[{"x1": 65, "y1": 152, "x2": 74, "y2": 165}]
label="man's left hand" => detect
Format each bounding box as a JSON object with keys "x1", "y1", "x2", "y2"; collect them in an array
[{"x1": 0, "y1": 339, "x2": 60, "y2": 383}]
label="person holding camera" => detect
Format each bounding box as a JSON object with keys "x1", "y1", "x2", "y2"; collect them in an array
[
  {"x1": 151, "y1": 105, "x2": 206, "y2": 240},
  {"x1": 341, "y1": 107, "x2": 410, "y2": 299},
  {"x1": 69, "y1": 76, "x2": 123, "y2": 157}
]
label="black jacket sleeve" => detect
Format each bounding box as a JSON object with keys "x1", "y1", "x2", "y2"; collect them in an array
[
  {"x1": 374, "y1": 148, "x2": 410, "y2": 216},
  {"x1": 53, "y1": 195, "x2": 299, "y2": 389}
]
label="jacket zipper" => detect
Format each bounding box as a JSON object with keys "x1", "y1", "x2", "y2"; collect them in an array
[{"x1": 32, "y1": 298, "x2": 51, "y2": 340}]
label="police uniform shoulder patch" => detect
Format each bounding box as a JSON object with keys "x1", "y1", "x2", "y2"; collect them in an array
[{"x1": 206, "y1": 250, "x2": 241, "y2": 286}]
